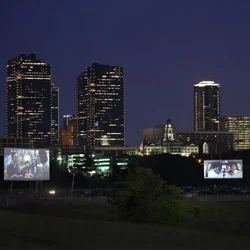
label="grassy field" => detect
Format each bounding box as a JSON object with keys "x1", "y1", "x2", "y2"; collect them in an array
[
  {"x1": 178, "y1": 202, "x2": 250, "y2": 236},
  {"x1": 1, "y1": 198, "x2": 250, "y2": 249},
  {"x1": 0, "y1": 209, "x2": 250, "y2": 250},
  {"x1": 5, "y1": 202, "x2": 114, "y2": 221},
  {"x1": 6, "y1": 198, "x2": 250, "y2": 235}
]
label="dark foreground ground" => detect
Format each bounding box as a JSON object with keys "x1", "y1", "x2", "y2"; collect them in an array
[{"x1": 1, "y1": 205, "x2": 250, "y2": 250}]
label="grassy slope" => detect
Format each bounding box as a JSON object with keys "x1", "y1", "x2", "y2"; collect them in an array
[
  {"x1": 184, "y1": 199, "x2": 250, "y2": 236},
  {"x1": 0, "y1": 209, "x2": 250, "y2": 250}
]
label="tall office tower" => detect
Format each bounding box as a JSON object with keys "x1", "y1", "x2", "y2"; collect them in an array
[
  {"x1": 77, "y1": 62, "x2": 125, "y2": 149},
  {"x1": 63, "y1": 114, "x2": 76, "y2": 128},
  {"x1": 194, "y1": 81, "x2": 220, "y2": 132},
  {"x1": 220, "y1": 116, "x2": 250, "y2": 150},
  {"x1": 6, "y1": 53, "x2": 59, "y2": 146},
  {"x1": 60, "y1": 114, "x2": 77, "y2": 145},
  {"x1": 51, "y1": 85, "x2": 59, "y2": 144}
]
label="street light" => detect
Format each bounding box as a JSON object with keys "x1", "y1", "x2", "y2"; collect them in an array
[{"x1": 49, "y1": 190, "x2": 56, "y2": 195}]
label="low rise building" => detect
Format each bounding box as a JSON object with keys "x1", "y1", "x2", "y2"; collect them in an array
[
  {"x1": 140, "y1": 119, "x2": 199, "y2": 157},
  {"x1": 176, "y1": 131, "x2": 234, "y2": 155},
  {"x1": 93, "y1": 146, "x2": 138, "y2": 157}
]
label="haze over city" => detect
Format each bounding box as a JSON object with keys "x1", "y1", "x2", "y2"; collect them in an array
[{"x1": 1, "y1": 0, "x2": 250, "y2": 145}]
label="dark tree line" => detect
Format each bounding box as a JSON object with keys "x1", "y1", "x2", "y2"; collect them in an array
[
  {"x1": 125, "y1": 152, "x2": 250, "y2": 186},
  {"x1": 1, "y1": 149, "x2": 250, "y2": 190}
]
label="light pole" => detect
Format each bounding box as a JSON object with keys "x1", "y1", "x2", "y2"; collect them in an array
[{"x1": 71, "y1": 171, "x2": 75, "y2": 198}]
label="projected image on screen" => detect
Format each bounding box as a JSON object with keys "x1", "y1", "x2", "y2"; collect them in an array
[
  {"x1": 4, "y1": 148, "x2": 50, "y2": 181},
  {"x1": 204, "y1": 160, "x2": 243, "y2": 179}
]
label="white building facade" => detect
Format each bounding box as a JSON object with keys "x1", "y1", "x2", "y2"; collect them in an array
[{"x1": 140, "y1": 119, "x2": 199, "y2": 157}]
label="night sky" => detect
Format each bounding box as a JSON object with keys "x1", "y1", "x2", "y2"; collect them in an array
[{"x1": 1, "y1": 0, "x2": 250, "y2": 146}]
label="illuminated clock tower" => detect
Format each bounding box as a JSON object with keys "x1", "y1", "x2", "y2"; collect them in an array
[{"x1": 163, "y1": 119, "x2": 175, "y2": 141}]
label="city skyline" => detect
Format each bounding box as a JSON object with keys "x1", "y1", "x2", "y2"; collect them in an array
[{"x1": 1, "y1": 1, "x2": 250, "y2": 146}]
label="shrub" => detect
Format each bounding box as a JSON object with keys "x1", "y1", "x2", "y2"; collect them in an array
[
  {"x1": 191, "y1": 205, "x2": 222, "y2": 220},
  {"x1": 111, "y1": 167, "x2": 189, "y2": 225}
]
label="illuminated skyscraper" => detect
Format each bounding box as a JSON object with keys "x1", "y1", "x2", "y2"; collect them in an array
[
  {"x1": 220, "y1": 116, "x2": 250, "y2": 150},
  {"x1": 77, "y1": 62, "x2": 125, "y2": 149},
  {"x1": 194, "y1": 81, "x2": 220, "y2": 132},
  {"x1": 51, "y1": 85, "x2": 59, "y2": 144},
  {"x1": 6, "y1": 53, "x2": 59, "y2": 146}
]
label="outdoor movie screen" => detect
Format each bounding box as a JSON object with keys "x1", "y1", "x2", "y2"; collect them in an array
[
  {"x1": 4, "y1": 148, "x2": 50, "y2": 181},
  {"x1": 204, "y1": 160, "x2": 243, "y2": 179}
]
